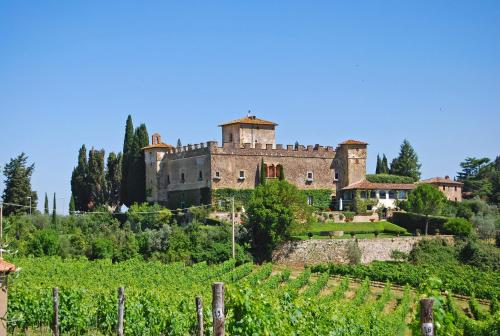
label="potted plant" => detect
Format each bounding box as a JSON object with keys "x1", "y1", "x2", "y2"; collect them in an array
[{"x1": 370, "y1": 218, "x2": 375, "y2": 223}]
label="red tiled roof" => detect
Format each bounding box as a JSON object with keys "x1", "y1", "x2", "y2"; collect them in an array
[
  {"x1": 420, "y1": 177, "x2": 463, "y2": 185},
  {"x1": 340, "y1": 139, "x2": 368, "y2": 145},
  {"x1": 142, "y1": 143, "x2": 174, "y2": 150},
  {"x1": 342, "y1": 179, "x2": 416, "y2": 190},
  {"x1": 219, "y1": 115, "x2": 277, "y2": 127},
  {"x1": 0, "y1": 259, "x2": 16, "y2": 272}
]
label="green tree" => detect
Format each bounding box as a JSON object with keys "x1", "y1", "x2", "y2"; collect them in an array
[
  {"x1": 106, "y1": 152, "x2": 122, "y2": 210},
  {"x1": 246, "y1": 180, "x2": 311, "y2": 262},
  {"x1": 44, "y1": 193, "x2": 49, "y2": 215},
  {"x1": 88, "y1": 148, "x2": 107, "y2": 209},
  {"x1": 52, "y1": 193, "x2": 57, "y2": 224},
  {"x1": 260, "y1": 158, "x2": 267, "y2": 185},
  {"x1": 1, "y1": 153, "x2": 37, "y2": 216},
  {"x1": 121, "y1": 115, "x2": 135, "y2": 206},
  {"x1": 407, "y1": 184, "x2": 446, "y2": 235},
  {"x1": 71, "y1": 145, "x2": 90, "y2": 211},
  {"x1": 381, "y1": 154, "x2": 389, "y2": 174},
  {"x1": 457, "y1": 156, "x2": 499, "y2": 203},
  {"x1": 375, "y1": 154, "x2": 381, "y2": 174},
  {"x1": 27, "y1": 229, "x2": 60, "y2": 256},
  {"x1": 390, "y1": 139, "x2": 421, "y2": 181},
  {"x1": 69, "y1": 193, "x2": 76, "y2": 214},
  {"x1": 278, "y1": 165, "x2": 285, "y2": 181},
  {"x1": 127, "y1": 124, "x2": 149, "y2": 205},
  {"x1": 177, "y1": 138, "x2": 182, "y2": 148}
]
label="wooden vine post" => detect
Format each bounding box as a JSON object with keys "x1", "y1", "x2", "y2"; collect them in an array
[
  {"x1": 195, "y1": 296, "x2": 204, "y2": 336},
  {"x1": 52, "y1": 287, "x2": 59, "y2": 336},
  {"x1": 117, "y1": 287, "x2": 125, "y2": 336},
  {"x1": 420, "y1": 298, "x2": 434, "y2": 336},
  {"x1": 0, "y1": 259, "x2": 16, "y2": 336},
  {"x1": 212, "y1": 282, "x2": 225, "y2": 336}
]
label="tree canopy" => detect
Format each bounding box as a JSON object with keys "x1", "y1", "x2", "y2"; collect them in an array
[
  {"x1": 407, "y1": 184, "x2": 446, "y2": 234},
  {"x1": 1, "y1": 153, "x2": 37, "y2": 216},
  {"x1": 457, "y1": 156, "x2": 500, "y2": 204},
  {"x1": 390, "y1": 140, "x2": 421, "y2": 181}
]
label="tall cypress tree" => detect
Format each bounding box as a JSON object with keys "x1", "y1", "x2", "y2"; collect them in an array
[
  {"x1": 106, "y1": 152, "x2": 122, "y2": 211},
  {"x1": 52, "y1": 192, "x2": 57, "y2": 224},
  {"x1": 69, "y1": 193, "x2": 76, "y2": 214},
  {"x1": 278, "y1": 165, "x2": 285, "y2": 181},
  {"x1": 375, "y1": 154, "x2": 381, "y2": 174},
  {"x1": 127, "y1": 124, "x2": 149, "y2": 205},
  {"x1": 71, "y1": 145, "x2": 90, "y2": 211},
  {"x1": 1, "y1": 153, "x2": 37, "y2": 216},
  {"x1": 88, "y1": 148, "x2": 107, "y2": 209},
  {"x1": 44, "y1": 193, "x2": 49, "y2": 214},
  {"x1": 121, "y1": 115, "x2": 134, "y2": 206},
  {"x1": 260, "y1": 158, "x2": 267, "y2": 185},
  {"x1": 177, "y1": 138, "x2": 182, "y2": 148},
  {"x1": 390, "y1": 139, "x2": 422, "y2": 181},
  {"x1": 381, "y1": 154, "x2": 389, "y2": 174}
]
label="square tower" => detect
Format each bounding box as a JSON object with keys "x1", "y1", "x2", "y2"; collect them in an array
[
  {"x1": 336, "y1": 140, "x2": 368, "y2": 189},
  {"x1": 219, "y1": 115, "x2": 277, "y2": 147}
]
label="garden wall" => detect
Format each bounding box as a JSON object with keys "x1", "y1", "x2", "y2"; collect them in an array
[{"x1": 272, "y1": 236, "x2": 454, "y2": 266}]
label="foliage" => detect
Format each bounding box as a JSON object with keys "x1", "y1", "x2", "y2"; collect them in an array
[
  {"x1": 71, "y1": 145, "x2": 90, "y2": 211},
  {"x1": 69, "y1": 193, "x2": 76, "y2": 214},
  {"x1": 389, "y1": 139, "x2": 421, "y2": 181},
  {"x1": 366, "y1": 173, "x2": 414, "y2": 184},
  {"x1": 346, "y1": 240, "x2": 361, "y2": 264},
  {"x1": 457, "y1": 156, "x2": 500, "y2": 204},
  {"x1": 260, "y1": 158, "x2": 266, "y2": 185},
  {"x1": 27, "y1": 229, "x2": 60, "y2": 256},
  {"x1": 121, "y1": 115, "x2": 135, "y2": 206},
  {"x1": 126, "y1": 203, "x2": 172, "y2": 231},
  {"x1": 1, "y1": 153, "x2": 37, "y2": 216},
  {"x1": 458, "y1": 239, "x2": 500, "y2": 271},
  {"x1": 44, "y1": 193, "x2": 49, "y2": 215},
  {"x1": 353, "y1": 191, "x2": 377, "y2": 214},
  {"x1": 246, "y1": 180, "x2": 312, "y2": 262},
  {"x1": 105, "y1": 152, "x2": 122, "y2": 211},
  {"x1": 212, "y1": 188, "x2": 254, "y2": 210},
  {"x1": 300, "y1": 189, "x2": 332, "y2": 210},
  {"x1": 127, "y1": 124, "x2": 149, "y2": 205},
  {"x1": 444, "y1": 217, "x2": 472, "y2": 237},
  {"x1": 407, "y1": 184, "x2": 447, "y2": 234},
  {"x1": 304, "y1": 221, "x2": 407, "y2": 236}
]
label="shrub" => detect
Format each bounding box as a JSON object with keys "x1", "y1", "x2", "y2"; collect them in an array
[
  {"x1": 390, "y1": 212, "x2": 448, "y2": 234},
  {"x1": 346, "y1": 240, "x2": 361, "y2": 264},
  {"x1": 343, "y1": 211, "x2": 355, "y2": 219},
  {"x1": 366, "y1": 174, "x2": 414, "y2": 184},
  {"x1": 458, "y1": 240, "x2": 500, "y2": 271},
  {"x1": 27, "y1": 229, "x2": 60, "y2": 256},
  {"x1": 443, "y1": 218, "x2": 472, "y2": 238}
]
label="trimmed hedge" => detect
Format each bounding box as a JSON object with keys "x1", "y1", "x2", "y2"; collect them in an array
[
  {"x1": 300, "y1": 189, "x2": 333, "y2": 210},
  {"x1": 306, "y1": 221, "x2": 407, "y2": 236},
  {"x1": 366, "y1": 174, "x2": 415, "y2": 184},
  {"x1": 390, "y1": 211, "x2": 448, "y2": 234}
]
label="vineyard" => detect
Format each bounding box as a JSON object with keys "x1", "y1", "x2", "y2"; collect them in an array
[{"x1": 6, "y1": 257, "x2": 500, "y2": 335}]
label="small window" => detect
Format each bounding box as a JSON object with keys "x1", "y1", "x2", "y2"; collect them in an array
[
  {"x1": 181, "y1": 173, "x2": 185, "y2": 183},
  {"x1": 454, "y1": 186, "x2": 457, "y2": 191},
  {"x1": 229, "y1": 133, "x2": 233, "y2": 142},
  {"x1": 367, "y1": 205, "x2": 373, "y2": 211},
  {"x1": 239, "y1": 170, "x2": 245, "y2": 179},
  {"x1": 167, "y1": 175, "x2": 170, "y2": 185},
  {"x1": 307, "y1": 195, "x2": 313, "y2": 205},
  {"x1": 360, "y1": 191, "x2": 367, "y2": 199},
  {"x1": 388, "y1": 191, "x2": 396, "y2": 199},
  {"x1": 370, "y1": 190, "x2": 377, "y2": 199},
  {"x1": 214, "y1": 171, "x2": 221, "y2": 179},
  {"x1": 442, "y1": 186, "x2": 446, "y2": 191},
  {"x1": 379, "y1": 190, "x2": 387, "y2": 199},
  {"x1": 198, "y1": 171, "x2": 203, "y2": 181},
  {"x1": 398, "y1": 191, "x2": 407, "y2": 199},
  {"x1": 334, "y1": 172, "x2": 339, "y2": 180},
  {"x1": 306, "y1": 171, "x2": 314, "y2": 181}
]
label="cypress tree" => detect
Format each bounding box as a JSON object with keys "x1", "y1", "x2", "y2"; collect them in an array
[
  {"x1": 106, "y1": 152, "x2": 122, "y2": 211},
  {"x1": 52, "y1": 192, "x2": 57, "y2": 224},
  {"x1": 44, "y1": 193, "x2": 49, "y2": 214},
  {"x1": 88, "y1": 148, "x2": 107, "y2": 209},
  {"x1": 177, "y1": 138, "x2": 182, "y2": 148},
  {"x1": 278, "y1": 165, "x2": 285, "y2": 181},
  {"x1": 390, "y1": 139, "x2": 422, "y2": 181},
  {"x1": 71, "y1": 145, "x2": 90, "y2": 211},
  {"x1": 375, "y1": 154, "x2": 381, "y2": 174},
  {"x1": 69, "y1": 193, "x2": 76, "y2": 214},
  {"x1": 127, "y1": 124, "x2": 149, "y2": 205},
  {"x1": 1, "y1": 153, "x2": 37, "y2": 216},
  {"x1": 121, "y1": 115, "x2": 134, "y2": 206},
  {"x1": 294, "y1": 141, "x2": 299, "y2": 150},
  {"x1": 260, "y1": 158, "x2": 267, "y2": 185},
  {"x1": 381, "y1": 154, "x2": 389, "y2": 174}
]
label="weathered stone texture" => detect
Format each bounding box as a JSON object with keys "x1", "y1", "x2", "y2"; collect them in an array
[{"x1": 272, "y1": 236, "x2": 454, "y2": 265}]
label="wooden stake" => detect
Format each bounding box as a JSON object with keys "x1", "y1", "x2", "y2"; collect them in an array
[
  {"x1": 196, "y1": 296, "x2": 204, "y2": 336},
  {"x1": 117, "y1": 287, "x2": 125, "y2": 336},
  {"x1": 212, "y1": 282, "x2": 225, "y2": 336},
  {"x1": 52, "y1": 288, "x2": 59, "y2": 336},
  {"x1": 420, "y1": 298, "x2": 434, "y2": 336}
]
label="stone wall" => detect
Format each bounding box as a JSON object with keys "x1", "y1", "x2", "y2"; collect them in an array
[{"x1": 272, "y1": 236, "x2": 454, "y2": 266}]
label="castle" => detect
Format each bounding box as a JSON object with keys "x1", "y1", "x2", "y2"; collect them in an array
[{"x1": 143, "y1": 115, "x2": 461, "y2": 210}]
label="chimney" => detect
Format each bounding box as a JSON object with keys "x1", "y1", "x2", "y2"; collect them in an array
[
  {"x1": 445, "y1": 175, "x2": 450, "y2": 180},
  {"x1": 152, "y1": 133, "x2": 162, "y2": 145}
]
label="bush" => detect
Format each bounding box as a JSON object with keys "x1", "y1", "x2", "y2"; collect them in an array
[
  {"x1": 27, "y1": 229, "x2": 60, "y2": 256},
  {"x1": 88, "y1": 238, "x2": 114, "y2": 260},
  {"x1": 390, "y1": 212, "x2": 448, "y2": 235},
  {"x1": 366, "y1": 174, "x2": 415, "y2": 184},
  {"x1": 346, "y1": 240, "x2": 361, "y2": 264},
  {"x1": 343, "y1": 211, "x2": 355, "y2": 219},
  {"x1": 458, "y1": 240, "x2": 500, "y2": 271},
  {"x1": 443, "y1": 218, "x2": 472, "y2": 237}
]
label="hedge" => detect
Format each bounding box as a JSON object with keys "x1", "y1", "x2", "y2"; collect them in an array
[
  {"x1": 389, "y1": 211, "x2": 448, "y2": 234},
  {"x1": 306, "y1": 221, "x2": 407, "y2": 236},
  {"x1": 366, "y1": 174, "x2": 415, "y2": 184},
  {"x1": 300, "y1": 189, "x2": 333, "y2": 210}
]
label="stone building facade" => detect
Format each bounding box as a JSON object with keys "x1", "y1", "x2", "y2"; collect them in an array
[
  {"x1": 420, "y1": 176, "x2": 463, "y2": 202},
  {"x1": 144, "y1": 115, "x2": 368, "y2": 209}
]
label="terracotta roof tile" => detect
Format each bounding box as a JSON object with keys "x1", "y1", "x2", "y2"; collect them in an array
[
  {"x1": 219, "y1": 116, "x2": 277, "y2": 127},
  {"x1": 340, "y1": 139, "x2": 368, "y2": 145},
  {"x1": 342, "y1": 179, "x2": 416, "y2": 190},
  {"x1": 420, "y1": 177, "x2": 463, "y2": 185},
  {"x1": 0, "y1": 259, "x2": 16, "y2": 272},
  {"x1": 142, "y1": 143, "x2": 174, "y2": 150}
]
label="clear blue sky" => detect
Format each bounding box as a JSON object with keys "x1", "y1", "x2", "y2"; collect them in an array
[{"x1": 1, "y1": 1, "x2": 499, "y2": 213}]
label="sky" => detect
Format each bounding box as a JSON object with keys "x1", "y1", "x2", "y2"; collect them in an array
[{"x1": 1, "y1": 1, "x2": 499, "y2": 214}]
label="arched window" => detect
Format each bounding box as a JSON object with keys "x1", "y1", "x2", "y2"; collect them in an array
[
  {"x1": 267, "y1": 165, "x2": 275, "y2": 178},
  {"x1": 276, "y1": 164, "x2": 282, "y2": 178},
  {"x1": 181, "y1": 173, "x2": 185, "y2": 183},
  {"x1": 198, "y1": 171, "x2": 203, "y2": 181}
]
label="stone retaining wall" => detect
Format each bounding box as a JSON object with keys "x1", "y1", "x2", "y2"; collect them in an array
[{"x1": 272, "y1": 236, "x2": 454, "y2": 266}]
